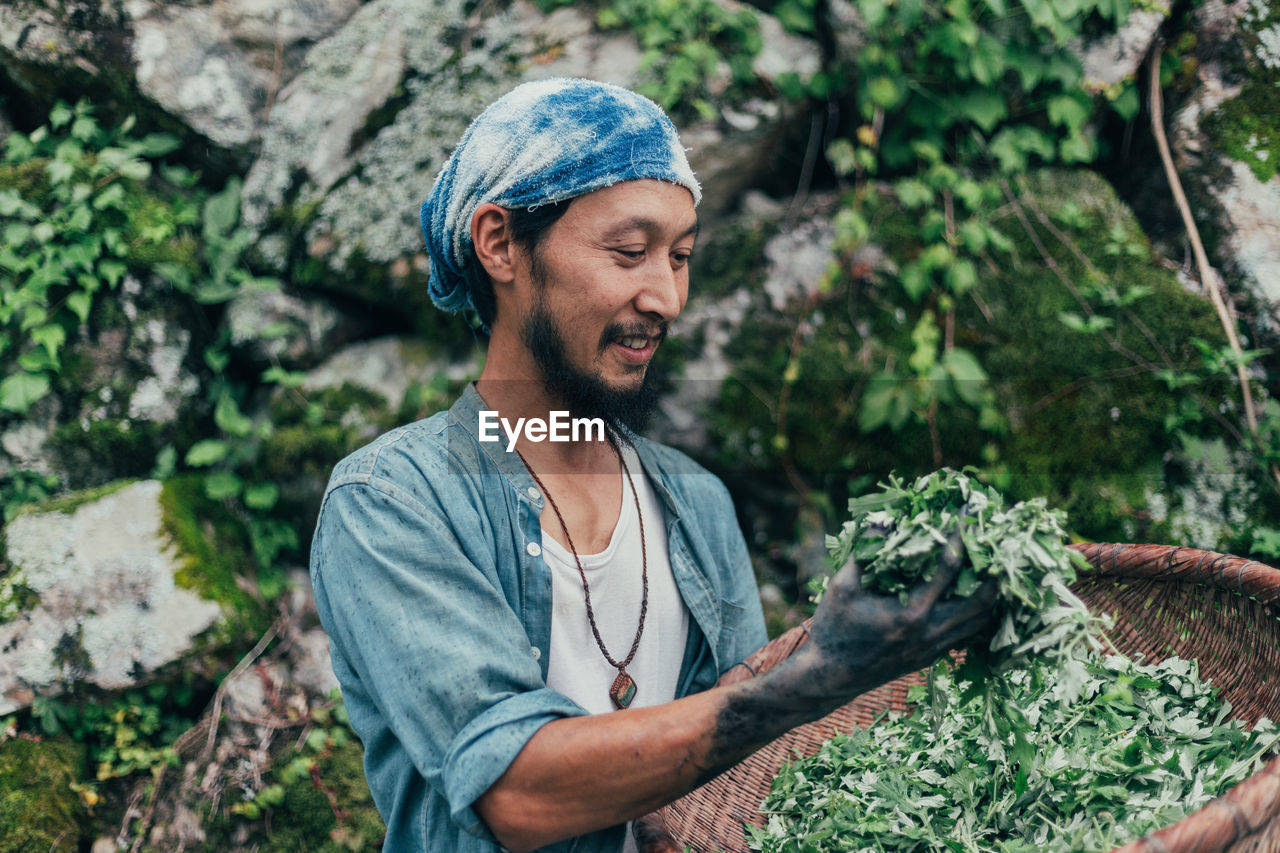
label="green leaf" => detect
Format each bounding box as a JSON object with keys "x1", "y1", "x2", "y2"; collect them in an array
[
  {"x1": 244, "y1": 482, "x2": 279, "y2": 510},
  {"x1": 185, "y1": 439, "x2": 230, "y2": 467},
  {"x1": 867, "y1": 77, "x2": 901, "y2": 108},
  {"x1": 0, "y1": 371, "x2": 51, "y2": 413},
  {"x1": 1110, "y1": 84, "x2": 1140, "y2": 121},
  {"x1": 203, "y1": 176, "x2": 243, "y2": 238},
  {"x1": 139, "y1": 133, "x2": 181, "y2": 157},
  {"x1": 117, "y1": 159, "x2": 151, "y2": 181},
  {"x1": 895, "y1": 179, "x2": 934, "y2": 208},
  {"x1": 45, "y1": 158, "x2": 75, "y2": 184},
  {"x1": 261, "y1": 365, "x2": 307, "y2": 388},
  {"x1": 203, "y1": 470, "x2": 243, "y2": 500},
  {"x1": 31, "y1": 324, "x2": 66, "y2": 361},
  {"x1": 1048, "y1": 93, "x2": 1090, "y2": 131},
  {"x1": 899, "y1": 261, "x2": 932, "y2": 302},
  {"x1": 950, "y1": 91, "x2": 1008, "y2": 133},
  {"x1": 214, "y1": 394, "x2": 255, "y2": 437},
  {"x1": 48, "y1": 102, "x2": 73, "y2": 129},
  {"x1": 66, "y1": 290, "x2": 93, "y2": 323},
  {"x1": 944, "y1": 349, "x2": 988, "y2": 404}
]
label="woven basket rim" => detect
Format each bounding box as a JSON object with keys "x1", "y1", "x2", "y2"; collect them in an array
[{"x1": 655, "y1": 543, "x2": 1280, "y2": 853}]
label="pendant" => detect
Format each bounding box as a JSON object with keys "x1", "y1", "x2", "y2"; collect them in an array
[{"x1": 610, "y1": 670, "x2": 637, "y2": 709}]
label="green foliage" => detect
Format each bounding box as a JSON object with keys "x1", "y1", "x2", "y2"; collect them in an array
[
  {"x1": 1, "y1": 469, "x2": 60, "y2": 523},
  {"x1": 159, "y1": 476, "x2": 270, "y2": 636},
  {"x1": 0, "y1": 100, "x2": 186, "y2": 415},
  {"x1": 595, "y1": 0, "x2": 763, "y2": 118},
  {"x1": 707, "y1": 169, "x2": 1231, "y2": 547},
  {"x1": 219, "y1": 697, "x2": 385, "y2": 851},
  {"x1": 754, "y1": 473, "x2": 1280, "y2": 851},
  {"x1": 751, "y1": 654, "x2": 1280, "y2": 852},
  {"x1": 27, "y1": 681, "x2": 196, "y2": 781},
  {"x1": 1203, "y1": 0, "x2": 1280, "y2": 182},
  {"x1": 0, "y1": 736, "x2": 85, "y2": 853},
  {"x1": 826, "y1": 0, "x2": 1128, "y2": 178}
]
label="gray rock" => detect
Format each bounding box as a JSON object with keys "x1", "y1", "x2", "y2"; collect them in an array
[
  {"x1": 300, "y1": 336, "x2": 479, "y2": 411},
  {"x1": 0, "y1": 0, "x2": 130, "y2": 87},
  {"x1": 242, "y1": 0, "x2": 818, "y2": 272},
  {"x1": 0, "y1": 481, "x2": 224, "y2": 713},
  {"x1": 1, "y1": 0, "x2": 361, "y2": 149},
  {"x1": 1076, "y1": 9, "x2": 1169, "y2": 89},
  {"x1": 1169, "y1": 0, "x2": 1280, "y2": 307},
  {"x1": 655, "y1": 197, "x2": 835, "y2": 452},
  {"x1": 226, "y1": 285, "x2": 361, "y2": 368},
  {"x1": 41, "y1": 274, "x2": 200, "y2": 487},
  {"x1": 288, "y1": 628, "x2": 339, "y2": 698},
  {"x1": 1, "y1": 421, "x2": 54, "y2": 477},
  {"x1": 762, "y1": 217, "x2": 836, "y2": 312},
  {"x1": 132, "y1": 5, "x2": 266, "y2": 148}
]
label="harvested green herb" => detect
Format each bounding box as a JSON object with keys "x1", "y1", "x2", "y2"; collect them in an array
[
  {"x1": 752, "y1": 469, "x2": 1279, "y2": 852},
  {"x1": 750, "y1": 656, "x2": 1278, "y2": 852},
  {"x1": 824, "y1": 468, "x2": 1103, "y2": 703}
]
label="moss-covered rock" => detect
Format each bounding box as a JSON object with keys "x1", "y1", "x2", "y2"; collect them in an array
[
  {"x1": 0, "y1": 479, "x2": 251, "y2": 713},
  {"x1": 260, "y1": 738, "x2": 384, "y2": 852},
  {"x1": 700, "y1": 169, "x2": 1241, "y2": 566},
  {"x1": 0, "y1": 736, "x2": 85, "y2": 853},
  {"x1": 159, "y1": 476, "x2": 269, "y2": 640}
]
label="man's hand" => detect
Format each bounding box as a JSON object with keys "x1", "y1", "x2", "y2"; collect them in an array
[{"x1": 787, "y1": 536, "x2": 997, "y2": 709}]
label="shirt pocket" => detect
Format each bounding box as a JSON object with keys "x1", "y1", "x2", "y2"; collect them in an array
[{"x1": 718, "y1": 596, "x2": 745, "y2": 650}]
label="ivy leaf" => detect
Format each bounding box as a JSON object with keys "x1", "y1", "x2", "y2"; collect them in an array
[
  {"x1": 0, "y1": 370, "x2": 51, "y2": 413},
  {"x1": 1048, "y1": 93, "x2": 1090, "y2": 132},
  {"x1": 214, "y1": 394, "x2": 255, "y2": 437},
  {"x1": 950, "y1": 91, "x2": 1008, "y2": 133},
  {"x1": 66, "y1": 290, "x2": 93, "y2": 323},
  {"x1": 203, "y1": 470, "x2": 243, "y2": 501},
  {"x1": 185, "y1": 439, "x2": 229, "y2": 467},
  {"x1": 243, "y1": 482, "x2": 279, "y2": 511}
]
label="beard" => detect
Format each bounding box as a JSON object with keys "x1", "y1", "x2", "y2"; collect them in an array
[{"x1": 520, "y1": 294, "x2": 665, "y2": 441}]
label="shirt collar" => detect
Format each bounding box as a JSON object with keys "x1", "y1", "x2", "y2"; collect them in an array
[{"x1": 448, "y1": 382, "x2": 681, "y2": 521}]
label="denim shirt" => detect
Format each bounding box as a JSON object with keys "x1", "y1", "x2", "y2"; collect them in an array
[{"x1": 309, "y1": 384, "x2": 768, "y2": 852}]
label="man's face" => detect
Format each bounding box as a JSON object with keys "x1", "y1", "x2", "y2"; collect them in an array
[{"x1": 513, "y1": 180, "x2": 697, "y2": 434}]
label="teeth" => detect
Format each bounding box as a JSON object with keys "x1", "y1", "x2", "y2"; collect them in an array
[{"x1": 618, "y1": 336, "x2": 647, "y2": 349}]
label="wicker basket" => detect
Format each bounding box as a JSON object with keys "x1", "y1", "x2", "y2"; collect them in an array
[{"x1": 652, "y1": 543, "x2": 1280, "y2": 853}]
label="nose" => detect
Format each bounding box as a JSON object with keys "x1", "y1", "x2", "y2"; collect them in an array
[{"x1": 633, "y1": 258, "x2": 687, "y2": 322}]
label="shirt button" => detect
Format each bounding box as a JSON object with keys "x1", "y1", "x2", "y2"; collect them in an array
[
  {"x1": 526, "y1": 486, "x2": 541, "y2": 501},
  {"x1": 526, "y1": 542, "x2": 541, "y2": 557},
  {"x1": 531, "y1": 646, "x2": 542, "y2": 661}
]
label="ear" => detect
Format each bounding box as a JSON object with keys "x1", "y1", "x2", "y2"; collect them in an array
[{"x1": 471, "y1": 203, "x2": 516, "y2": 284}]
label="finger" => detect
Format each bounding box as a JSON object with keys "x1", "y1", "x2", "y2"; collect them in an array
[
  {"x1": 830, "y1": 554, "x2": 862, "y2": 596},
  {"x1": 930, "y1": 581, "x2": 999, "y2": 638},
  {"x1": 915, "y1": 534, "x2": 967, "y2": 611}
]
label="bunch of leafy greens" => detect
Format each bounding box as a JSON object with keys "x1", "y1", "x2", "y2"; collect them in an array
[
  {"x1": 753, "y1": 469, "x2": 1279, "y2": 852},
  {"x1": 749, "y1": 657, "x2": 1279, "y2": 852},
  {"x1": 825, "y1": 468, "x2": 1103, "y2": 696}
]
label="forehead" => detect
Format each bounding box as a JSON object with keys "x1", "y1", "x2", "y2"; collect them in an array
[{"x1": 558, "y1": 179, "x2": 698, "y2": 236}]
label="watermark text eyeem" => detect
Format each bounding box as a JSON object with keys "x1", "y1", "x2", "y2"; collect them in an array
[{"x1": 478, "y1": 410, "x2": 605, "y2": 451}]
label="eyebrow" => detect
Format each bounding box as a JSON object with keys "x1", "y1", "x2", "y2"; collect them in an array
[{"x1": 601, "y1": 216, "x2": 700, "y2": 242}]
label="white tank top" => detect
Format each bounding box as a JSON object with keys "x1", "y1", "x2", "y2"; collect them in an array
[
  {"x1": 542, "y1": 444, "x2": 689, "y2": 714},
  {"x1": 540, "y1": 445, "x2": 690, "y2": 853}
]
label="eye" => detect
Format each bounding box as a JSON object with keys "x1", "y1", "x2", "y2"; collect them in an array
[
  {"x1": 671, "y1": 249, "x2": 692, "y2": 267},
  {"x1": 615, "y1": 248, "x2": 646, "y2": 261}
]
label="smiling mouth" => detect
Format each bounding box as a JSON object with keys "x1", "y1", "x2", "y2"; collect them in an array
[
  {"x1": 616, "y1": 335, "x2": 651, "y2": 350},
  {"x1": 602, "y1": 323, "x2": 668, "y2": 358}
]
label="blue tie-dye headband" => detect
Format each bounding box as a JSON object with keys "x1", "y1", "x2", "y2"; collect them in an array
[{"x1": 419, "y1": 78, "x2": 702, "y2": 317}]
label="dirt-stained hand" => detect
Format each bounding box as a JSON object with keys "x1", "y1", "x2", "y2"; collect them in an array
[{"x1": 788, "y1": 536, "x2": 998, "y2": 706}]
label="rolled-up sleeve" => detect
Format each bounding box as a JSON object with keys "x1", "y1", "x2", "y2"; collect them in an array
[{"x1": 310, "y1": 475, "x2": 587, "y2": 842}]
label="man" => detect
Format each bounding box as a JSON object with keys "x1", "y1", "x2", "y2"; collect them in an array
[{"x1": 310, "y1": 78, "x2": 994, "y2": 853}]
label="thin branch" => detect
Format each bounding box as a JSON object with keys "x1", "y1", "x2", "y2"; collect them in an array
[{"x1": 1148, "y1": 41, "x2": 1280, "y2": 489}]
